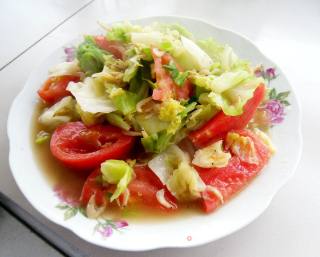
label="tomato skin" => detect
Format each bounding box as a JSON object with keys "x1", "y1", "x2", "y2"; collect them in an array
[
  {"x1": 94, "y1": 36, "x2": 125, "y2": 60},
  {"x1": 151, "y1": 48, "x2": 192, "y2": 101},
  {"x1": 80, "y1": 169, "x2": 108, "y2": 206},
  {"x1": 128, "y1": 165, "x2": 177, "y2": 210},
  {"x1": 80, "y1": 165, "x2": 177, "y2": 210},
  {"x1": 189, "y1": 84, "x2": 266, "y2": 148},
  {"x1": 50, "y1": 122, "x2": 135, "y2": 171},
  {"x1": 195, "y1": 129, "x2": 271, "y2": 213},
  {"x1": 38, "y1": 75, "x2": 80, "y2": 104},
  {"x1": 160, "y1": 53, "x2": 192, "y2": 100}
]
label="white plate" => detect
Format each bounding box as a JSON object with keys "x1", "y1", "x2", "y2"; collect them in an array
[{"x1": 7, "y1": 16, "x2": 302, "y2": 251}]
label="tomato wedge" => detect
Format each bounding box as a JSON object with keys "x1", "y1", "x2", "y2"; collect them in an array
[
  {"x1": 151, "y1": 48, "x2": 192, "y2": 101},
  {"x1": 94, "y1": 36, "x2": 125, "y2": 60},
  {"x1": 195, "y1": 129, "x2": 271, "y2": 213},
  {"x1": 128, "y1": 165, "x2": 177, "y2": 210},
  {"x1": 50, "y1": 122, "x2": 135, "y2": 170},
  {"x1": 189, "y1": 84, "x2": 266, "y2": 148},
  {"x1": 38, "y1": 75, "x2": 80, "y2": 104},
  {"x1": 80, "y1": 169, "x2": 110, "y2": 206},
  {"x1": 80, "y1": 165, "x2": 177, "y2": 210}
]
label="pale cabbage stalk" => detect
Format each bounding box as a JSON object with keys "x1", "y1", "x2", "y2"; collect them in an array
[
  {"x1": 148, "y1": 145, "x2": 189, "y2": 185},
  {"x1": 253, "y1": 128, "x2": 276, "y2": 154},
  {"x1": 156, "y1": 189, "x2": 176, "y2": 209},
  {"x1": 67, "y1": 78, "x2": 116, "y2": 114},
  {"x1": 192, "y1": 140, "x2": 231, "y2": 168},
  {"x1": 192, "y1": 70, "x2": 250, "y2": 94},
  {"x1": 180, "y1": 36, "x2": 213, "y2": 70},
  {"x1": 226, "y1": 132, "x2": 259, "y2": 164},
  {"x1": 86, "y1": 195, "x2": 106, "y2": 219},
  {"x1": 38, "y1": 96, "x2": 74, "y2": 127},
  {"x1": 220, "y1": 45, "x2": 239, "y2": 71},
  {"x1": 202, "y1": 185, "x2": 224, "y2": 204},
  {"x1": 166, "y1": 162, "x2": 206, "y2": 201},
  {"x1": 48, "y1": 59, "x2": 81, "y2": 77},
  {"x1": 131, "y1": 31, "x2": 163, "y2": 47},
  {"x1": 100, "y1": 160, "x2": 133, "y2": 202},
  {"x1": 148, "y1": 145, "x2": 206, "y2": 202}
]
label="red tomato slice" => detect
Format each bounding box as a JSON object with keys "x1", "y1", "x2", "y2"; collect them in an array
[
  {"x1": 195, "y1": 129, "x2": 271, "y2": 213},
  {"x1": 128, "y1": 165, "x2": 177, "y2": 210},
  {"x1": 151, "y1": 48, "x2": 192, "y2": 101},
  {"x1": 50, "y1": 122, "x2": 135, "y2": 170},
  {"x1": 38, "y1": 75, "x2": 80, "y2": 104},
  {"x1": 80, "y1": 169, "x2": 109, "y2": 206},
  {"x1": 189, "y1": 84, "x2": 266, "y2": 148},
  {"x1": 94, "y1": 36, "x2": 125, "y2": 60}
]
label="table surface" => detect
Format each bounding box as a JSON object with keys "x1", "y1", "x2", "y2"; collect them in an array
[{"x1": 0, "y1": 0, "x2": 319, "y2": 256}]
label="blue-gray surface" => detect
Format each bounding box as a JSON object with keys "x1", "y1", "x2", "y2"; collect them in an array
[{"x1": 0, "y1": 207, "x2": 63, "y2": 257}]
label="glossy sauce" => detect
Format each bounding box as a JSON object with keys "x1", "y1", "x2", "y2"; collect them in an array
[{"x1": 31, "y1": 101, "x2": 202, "y2": 222}]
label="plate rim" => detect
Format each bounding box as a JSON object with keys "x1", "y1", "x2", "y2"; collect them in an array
[{"x1": 7, "y1": 15, "x2": 303, "y2": 251}]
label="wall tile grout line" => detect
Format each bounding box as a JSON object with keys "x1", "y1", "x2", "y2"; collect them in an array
[{"x1": 0, "y1": 0, "x2": 95, "y2": 72}]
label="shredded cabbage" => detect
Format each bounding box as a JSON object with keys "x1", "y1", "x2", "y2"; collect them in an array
[
  {"x1": 156, "y1": 189, "x2": 176, "y2": 209},
  {"x1": 253, "y1": 128, "x2": 276, "y2": 154},
  {"x1": 148, "y1": 144, "x2": 189, "y2": 184},
  {"x1": 76, "y1": 36, "x2": 107, "y2": 75},
  {"x1": 178, "y1": 36, "x2": 213, "y2": 70},
  {"x1": 123, "y1": 55, "x2": 142, "y2": 82},
  {"x1": 109, "y1": 88, "x2": 140, "y2": 115},
  {"x1": 135, "y1": 113, "x2": 169, "y2": 135},
  {"x1": 131, "y1": 31, "x2": 163, "y2": 47},
  {"x1": 75, "y1": 103, "x2": 102, "y2": 126},
  {"x1": 48, "y1": 59, "x2": 80, "y2": 77},
  {"x1": 105, "y1": 22, "x2": 142, "y2": 42},
  {"x1": 35, "y1": 131, "x2": 50, "y2": 144},
  {"x1": 191, "y1": 70, "x2": 250, "y2": 93},
  {"x1": 105, "y1": 112, "x2": 131, "y2": 131},
  {"x1": 192, "y1": 140, "x2": 231, "y2": 168},
  {"x1": 38, "y1": 96, "x2": 76, "y2": 127},
  {"x1": 198, "y1": 76, "x2": 264, "y2": 116},
  {"x1": 159, "y1": 99, "x2": 185, "y2": 134},
  {"x1": 141, "y1": 131, "x2": 173, "y2": 154},
  {"x1": 101, "y1": 160, "x2": 133, "y2": 202},
  {"x1": 186, "y1": 104, "x2": 218, "y2": 130},
  {"x1": 67, "y1": 78, "x2": 116, "y2": 114},
  {"x1": 167, "y1": 162, "x2": 206, "y2": 201},
  {"x1": 226, "y1": 132, "x2": 259, "y2": 164}
]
